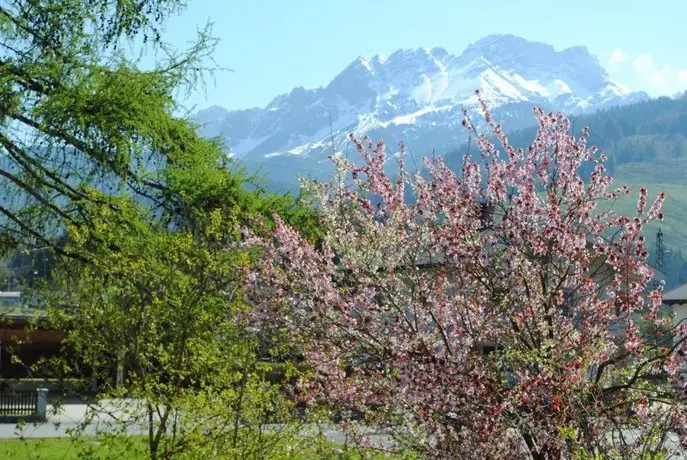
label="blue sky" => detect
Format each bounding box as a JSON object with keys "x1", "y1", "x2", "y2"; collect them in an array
[{"x1": 149, "y1": 0, "x2": 687, "y2": 112}]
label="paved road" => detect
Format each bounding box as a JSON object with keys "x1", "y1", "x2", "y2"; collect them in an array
[
  {"x1": 0, "y1": 399, "x2": 147, "y2": 438},
  {"x1": 0, "y1": 398, "x2": 394, "y2": 448},
  {"x1": 1, "y1": 400, "x2": 684, "y2": 458}
]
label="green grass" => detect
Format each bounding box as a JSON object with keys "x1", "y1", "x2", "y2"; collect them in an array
[
  {"x1": 574, "y1": 158, "x2": 687, "y2": 250},
  {"x1": 604, "y1": 182, "x2": 687, "y2": 250},
  {"x1": 613, "y1": 157, "x2": 687, "y2": 185},
  {"x1": 0, "y1": 436, "x2": 147, "y2": 459},
  {"x1": 0, "y1": 436, "x2": 404, "y2": 459}
]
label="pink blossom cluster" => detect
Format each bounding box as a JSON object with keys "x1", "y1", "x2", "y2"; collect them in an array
[{"x1": 245, "y1": 94, "x2": 684, "y2": 458}]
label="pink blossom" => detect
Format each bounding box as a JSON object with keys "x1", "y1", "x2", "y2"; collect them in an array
[{"x1": 244, "y1": 95, "x2": 679, "y2": 458}]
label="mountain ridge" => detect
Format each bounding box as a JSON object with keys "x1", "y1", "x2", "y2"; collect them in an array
[{"x1": 194, "y1": 34, "x2": 650, "y2": 187}]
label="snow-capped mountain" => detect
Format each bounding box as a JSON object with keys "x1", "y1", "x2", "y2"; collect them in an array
[{"x1": 195, "y1": 34, "x2": 649, "y2": 188}]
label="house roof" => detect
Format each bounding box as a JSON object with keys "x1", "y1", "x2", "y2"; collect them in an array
[{"x1": 664, "y1": 282, "x2": 687, "y2": 305}]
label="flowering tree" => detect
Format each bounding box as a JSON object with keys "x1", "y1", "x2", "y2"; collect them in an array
[{"x1": 247, "y1": 94, "x2": 687, "y2": 459}]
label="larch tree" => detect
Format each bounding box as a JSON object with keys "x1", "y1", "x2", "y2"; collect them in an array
[
  {"x1": 1, "y1": 1, "x2": 322, "y2": 459},
  {"x1": 248, "y1": 94, "x2": 687, "y2": 459}
]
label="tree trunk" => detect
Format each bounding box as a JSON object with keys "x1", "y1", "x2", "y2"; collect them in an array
[
  {"x1": 523, "y1": 433, "x2": 563, "y2": 460},
  {"x1": 148, "y1": 403, "x2": 160, "y2": 460}
]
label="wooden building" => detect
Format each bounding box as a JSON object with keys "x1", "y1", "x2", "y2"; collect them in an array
[{"x1": 0, "y1": 292, "x2": 64, "y2": 379}]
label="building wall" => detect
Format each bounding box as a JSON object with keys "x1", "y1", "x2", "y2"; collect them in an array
[{"x1": 0, "y1": 318, "x2": 65, "y2": 379}]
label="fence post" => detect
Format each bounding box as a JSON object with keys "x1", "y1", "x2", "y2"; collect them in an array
[{"x1": 35, "y1": 388, "x2": 48, "y2": 421}]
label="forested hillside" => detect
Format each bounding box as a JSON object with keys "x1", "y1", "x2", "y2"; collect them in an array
[
  {"x1": 508, "y1": 93, "x2": 687, "y2": 174},
  {"x1": 444, "y1": 93, "x2": 687, "y2": 289}
]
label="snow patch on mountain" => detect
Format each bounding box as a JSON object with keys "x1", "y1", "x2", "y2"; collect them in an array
[{"x1": 194, "y1": 34, "x2": 650, "y2": 188}]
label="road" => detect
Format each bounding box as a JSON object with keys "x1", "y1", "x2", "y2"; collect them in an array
[
  {"x1": 0, "y1": 399, "x2": 684, "y2": 458},
  {"x1": 0, "y1": 398, "x2": 394, "y2": 449},
  {"x1": 0, "y1": 398, "x2": 146, "y2": 438}
]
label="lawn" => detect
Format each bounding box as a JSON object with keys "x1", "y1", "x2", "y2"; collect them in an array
[
  {"x1": 0, "y1": 436, "x2": 402, "y2": 459},
  {"x1": 601, "y1": 180, "x2": 687, "y2": 250},
  {"x1": 0, "y1": 436, "x2": 147, "y2": 459},
  {"x1": 612, "y1": 159, "x2": 687, "y2": 250}
]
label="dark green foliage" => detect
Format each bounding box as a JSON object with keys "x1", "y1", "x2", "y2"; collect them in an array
[{"x1": 480, "y1": 94, "x2": 687, "y2": 173}]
